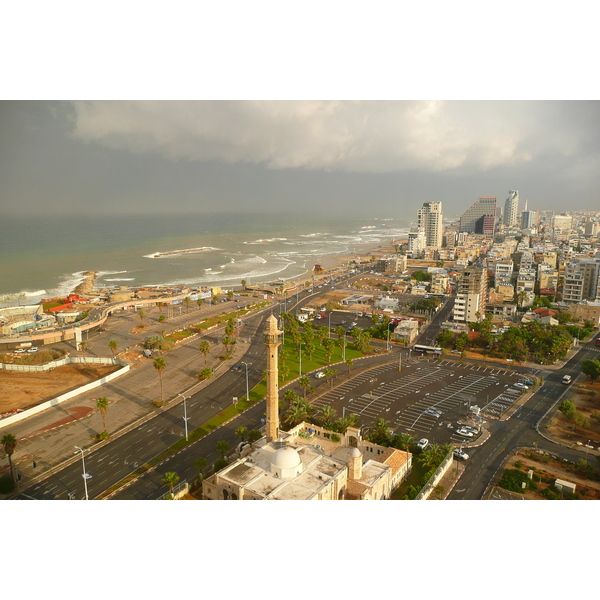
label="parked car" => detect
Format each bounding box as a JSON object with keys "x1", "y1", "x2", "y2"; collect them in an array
[
  {"x1": 513, "y1": 383, "x2": 528, "y2": 390},
  {"x1": 417, "y1": 438, "x2": 429, "y2": 450},
  {"x1": 14, "y1": 348, "x2": 27, "y2": 353},
  {"x1": 424, "y1": 408, "x2": 442, "y2": 418},
  {"x1": 451, "y1": 350, "x2": 462, "y2": 355},
  {"x1": 518, "y1": 379, "x2": 533, "y2": 388},
  {"x1": 456, "y1": 428, "x2": 474, "y2": 438},
  {"x1": 453, "y1": 448, "x2": 469, "y2": 460},
  {"x1": 562, "y1": 375, "x2": 572, "y2": 384},
  {"x1": 461, "y1": 425, "x2": 478, "y2": 435},
  {"x1": 27, "y1": 347, "x2": 38, "y2": 353},
  {"x1": 315, "y1": 371, "x2": 325, "y2": 379}
]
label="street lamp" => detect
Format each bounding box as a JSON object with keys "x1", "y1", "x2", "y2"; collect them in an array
[
  {"x1": 178, "y1": 394, "x2": 191, "y2": 441},
  {"x1": 342, "y1": 332, "x2": 347, "y2": 361},
  {"x1": 241, "y1": 361, "x2": 252, "y2": 401},
  {"x1": 328, "y1": 312, "x2": 332, "y2": 338},
  {"x1": 74, "y1": 446, "x2": 90, "y2": 500},
  {"x1": 370, "y1": 378, "x2": 377, "y2": 398}
]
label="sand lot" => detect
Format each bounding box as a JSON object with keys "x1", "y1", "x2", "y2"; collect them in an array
[{"x1": 0, "y1": 364, "x2": 121, "y2": 414}]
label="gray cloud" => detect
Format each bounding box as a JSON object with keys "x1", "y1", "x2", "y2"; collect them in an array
[{"x1": 69, "y1": 100, "x2": 600, "y2": 176}]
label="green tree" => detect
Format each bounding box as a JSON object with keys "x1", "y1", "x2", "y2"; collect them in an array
[
  {"x1": 216, "y1": 440, "x2": 230, "y2": 459},
  {"x1": 153, "y1": 357, "x2": 166, "y2": 403},
  {"x1": 108, "y1": 339, "x2": 118, "y2": 356},
  {"x1": 162, "y1": 471, "x2": 180, "y2": 498},
  {"x1": 197, "y1": 368, "x2": 212, "y2": 381},
  {"x1": 248, "y1": 430, "x2": 262, "y2": 447},
  {"x1": 241, "y1": 279, "x2": 247, "y2": 291},
  {"x1": 318, "y1": 405, "x2": 337, "y2": 428},
  {"x1": 138, "y1": 309, "x2": 146, "y2": 323},
  {"x1": 235, "y1": 426, "x2": 248, "y2": 443},
  {"x1": 197, "y1": 298, "x2": 204, "y2": 311},
  {"x1": 345, "y1": 358, "x2": 354, "y2": 372},
  {"x1": 96, "y1": 397, "x2": 109, "y2": 432},
  {"x1": 582, "y1": 359, "x2": 600, "y2": 383},
  {"x1": 199, "y1": 340, "x2": 211, "y2": 366},
  {"x1": 184, "y1": 296, "x2": 192, "y2": 313},
  {"x1": 1, "y1": 433, "x2": 17, "y2": 482},
  {"x1": 298, "y1": 375, "x2": 311, "y2": 398},
  {"x1": 436, "y1": 329, "x2": 455, "y2": 348},
  {"x1": 158, "y1": 314, "x2": 166, "y2": 323},
  {"x1": 559, "y1": 399, "x2": 576, "y2": 419}
]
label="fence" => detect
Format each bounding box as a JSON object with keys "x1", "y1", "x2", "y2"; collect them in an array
[
  {"x1": 156, "y1": 480, "x2": 189, "y2": 500},
  {"x1": 0, "y1": 354, "x2": 127, "y2": 372},
  {"x1": 0, "y1": 357, "x2": 130, "y2": 429},
  {"x1": 415, "y1": 450, "x2": 454, "y2": 500}
]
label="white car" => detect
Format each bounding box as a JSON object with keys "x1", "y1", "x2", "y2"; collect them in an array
[
  {"x1": 513, "y1": 382, "x2": 528, "y2": 390},
  {"x1": 417, "y1": 438, "x2": 429, "y2": 450},
  {"x1": 461, "y1": 425, "x2": 478, "y2": 435},
  {"x1": 315, "y1": 371, "x2": 325, "y2": 379},
  {"x1": 14, "y1": 348, "x2": 27, "y2": 354},
  {"x1": 27, "y1": 347, "x2": 39, "y2": 353},
  {"x1": 456, "y1": 428, "x2": 474, "y2": 438},
  {"x1": 453, "y1": 449, "x2": 469, "y2": 460},
  {"x1": 562, "y1": 375, "x2": 572, "y2": 384}
]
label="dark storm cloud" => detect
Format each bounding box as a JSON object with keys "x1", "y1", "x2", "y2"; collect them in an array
[{"x1": 1, "y1": 100, "x2": 599, "y2": 217}]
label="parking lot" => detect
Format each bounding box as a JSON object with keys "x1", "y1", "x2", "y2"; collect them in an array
[{"x1": 311, "y1": 358, "x2": 530, "y2": 446}]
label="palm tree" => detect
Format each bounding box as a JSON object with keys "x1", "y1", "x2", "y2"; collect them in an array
[
  {"x1": 345, "y1": 412, "x2": 359, "y2": 428},
  {"x1": 138, "y1": 309, "x2": 146, "y2": 323},
  {"x1": 216, "y1": 440, "x2": 230, "y2": 459},
  {"x1": 157, "y1": 301, "x2": 165, "y2": 315},
  {"x1": 199, "y1": 340, "x2": 211, "y2": 366},
  {"x1": 241, "y1": 279, "x2": 247, "y2": 291},
  {"x1": 298, "y1": 375, "x2": 311, "y2": 398},
  {"x1": 318, "y1": 405, "x2": 337, "y2": 428},
  {"x1": 1, "y1": 433, "x2": 17, "y2": 481},
  {"x1": 396, "y1": 432, "x2": 413, "y2": 455},
  {"x1": 197, "y1": 298, "x2": 204, "y2": 311},
  {"x1": 78, "y1": 341, "x2": 87, "y2": 352},
  {"x1": 197, "y1": 368, "x2": 212, "y2": 381},
  {"x1": 345, "y1": 358, "x2": 354, "y2": 372},
  {"x1": 153, "y1": 357, "x2": 166, "y2": 403},
  {"x1": 281, "y1": 403, "x2": 309, "y2": 428},
  {"x1": 248, "y1": 429, "x2": 262, "y2": 448},
  {"x1": 235, "y1": 426, "x2": 248, "y2": 443},
  {"x1": 162, "y1": 471, "x2": 180, "y2": 498},
  {"x1": 108, "y1": 339, "x2": 118, "y2": 356},
  {"x1": 184, "y1": 296, "x2": 191, "y2": 313},
  {"x1": 96, "y1": 397, "x2": 109, "y2": 432}
]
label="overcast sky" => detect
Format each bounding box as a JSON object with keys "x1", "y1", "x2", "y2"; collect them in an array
[{"x1": 1, "y1": 100, "x2": 599, "y2": 219}]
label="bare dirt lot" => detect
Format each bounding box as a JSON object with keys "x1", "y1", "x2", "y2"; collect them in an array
[
  {"x1": 0, "y1": 364, "x2": 121, "y2": 414},
  {"x1": 505, "y1": 450, "x2": 600, "y2": 500},
  {"x1": 547, "y1": 380, "x2": 600, "y2": 447}
]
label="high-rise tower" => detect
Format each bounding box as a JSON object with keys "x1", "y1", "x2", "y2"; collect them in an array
[
  {"x1": 264, "y1": 314, "x2": 282, "y2": 442},
  {"x1": 503, "y1": 190, "x2": 519, "y2": 227},
  {"x1": 459, "y1": 197, "x2": 497, "y2": 234},
  {"x1": 417, "y1": 201, "x2": 443, "y2": 248}
]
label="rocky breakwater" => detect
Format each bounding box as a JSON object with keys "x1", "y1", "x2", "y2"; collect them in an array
[{"x1": 73, "y1": 271, "x2": 99, "y2": 296}]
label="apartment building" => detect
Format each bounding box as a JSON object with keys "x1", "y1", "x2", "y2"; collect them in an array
[
  {"x1": 563, "y1": 258, "x2": 600, "y2": 303},
  {"x1": 453, "y1": 267, "x2": 487, "y2": 322}
]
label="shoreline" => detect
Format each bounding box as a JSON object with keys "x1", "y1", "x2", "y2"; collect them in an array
[{"x1": 52, "y1": 237, "x2": 403, "y2": 299}]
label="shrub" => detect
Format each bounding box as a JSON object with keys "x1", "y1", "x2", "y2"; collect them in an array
[
  {"x1": 331, "y1": 434, "x2": 341, "y2": 443},
  {"x1": 95, "y1": 430, "x2": 110, "y2": 442},
  {"x1": 514, "y1": 461, "x2": 523, "y2": 469},
  {"x1": 498, "y1": 468, "x2": 531, "y2": 493},
  {"x1": 213, "y1": 458, "x2": 228, "y2": 473}
]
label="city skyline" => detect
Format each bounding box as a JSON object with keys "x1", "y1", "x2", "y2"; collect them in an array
[{"x1": 1, "y1": 101, "x2": 599, "y2": 219}]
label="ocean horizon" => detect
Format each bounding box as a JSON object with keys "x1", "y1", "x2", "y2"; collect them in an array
[{"x1": 0, "y1": 212, "x2": 411, "y2": 307}]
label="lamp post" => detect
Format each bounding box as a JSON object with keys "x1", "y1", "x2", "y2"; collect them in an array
[
  {"x1": 299, "y1": 343, "x2": 303, "y2": 377},
  {"x1": 343, "y1": 332, "x2": 347, "y2": 361},
  {"x1": 178, "y1": 394, "x2": 191, "y2": 441},
  {"x1": 328, "y1": 312, "x2": 332, "y2": 338},
  {"x1": 74, "y1": 446, "x2": 90, "y2": 500},
  {"x1": 370, "y1": 378, "x2": 377, "y2": 398},
  {"x1": 241, "y1": 361, "x2": 252, "y2": 401}
]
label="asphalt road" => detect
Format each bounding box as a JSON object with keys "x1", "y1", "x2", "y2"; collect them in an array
[{"x1": 447, "y1": 342, "x2": 600, "y2": 499}]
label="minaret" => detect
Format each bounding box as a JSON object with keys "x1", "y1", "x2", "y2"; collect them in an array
[{"x1": 264, "y1": 314, "x2": 282, "y2": 443}]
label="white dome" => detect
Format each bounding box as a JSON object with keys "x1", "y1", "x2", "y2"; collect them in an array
[
  {"x1": 272, "y1": 446, "x2": 302, "y2": 469},
  {"x1": 349, "y1": 447, "x2": 362, "y2": 458}
]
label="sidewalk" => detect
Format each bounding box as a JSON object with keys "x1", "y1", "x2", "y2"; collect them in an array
[{"x1": 1, "y1": 303, "x2": 271, "y2": 492}]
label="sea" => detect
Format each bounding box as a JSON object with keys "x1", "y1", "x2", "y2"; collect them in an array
[{"x1": 0, "y1": 212, "x2": 411, "y2": 307}]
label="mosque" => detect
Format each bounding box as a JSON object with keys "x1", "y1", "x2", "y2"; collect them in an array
[{"x1": 201, "y1": 315, "x2": 412, "y2": 500}]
